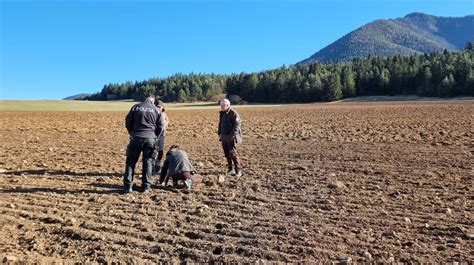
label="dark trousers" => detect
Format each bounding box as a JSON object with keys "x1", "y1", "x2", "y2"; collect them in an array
[
  {"x1": 222, "y1": 140, "x2": 240, "y2": 171},
  {"x1": 152, "y1": 150, "x2": 164, "y2": 174},
  {"x1": 124, "y1": 137, "x2": 155, "y2": 189},
  {"x1": 153, "y1": 135, "x2": 165, "y2": 173}
]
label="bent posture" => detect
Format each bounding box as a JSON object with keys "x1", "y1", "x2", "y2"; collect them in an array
[{"x1": 159, "y1": 145, "x2": 203, "y2": 189}]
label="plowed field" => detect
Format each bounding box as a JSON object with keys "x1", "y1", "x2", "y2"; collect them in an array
[{"x1": 1, "y1": 100, "x2": 473, "y2": 263}]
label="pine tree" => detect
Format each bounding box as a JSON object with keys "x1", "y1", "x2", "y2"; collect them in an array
[
  {"x1": 417, "y1": 67, "x2": 432, "y2": 96},
  {"x1": 437, "y1": 76, "x2": 452, "y2": 97},
  {"x1": 341, "y1": 66, "x2": 356, "y2": 98},
  {"x1": 465, "y1": 41, "x2": 474, "y2": 51},
  {"x1": 325, "y1": 73, "x2": 343, "y2": 101},
  {"x1": 177, "y1": 89, "x2": 187, "y2": 102},
  {"x1": 465, "y1": 70, "x2": 474, "y2": 96}
]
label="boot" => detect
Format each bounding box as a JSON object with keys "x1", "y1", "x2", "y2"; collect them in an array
[
  {"x1": 232, "y1": 156, "x2": 241, "y2": 177},
  {"x1": 226, "y1": 157, "x2": 235, "y2": 175}
]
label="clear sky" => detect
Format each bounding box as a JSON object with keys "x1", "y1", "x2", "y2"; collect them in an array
[{"x1": 1, "y1": 0, "x2": 473, "y2": 99}]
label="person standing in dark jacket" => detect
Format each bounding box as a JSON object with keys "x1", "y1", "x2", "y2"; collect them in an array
[
  {"x1": 123, "y1": 94, "x2": 163, "y2": 193},
  {"x1": 218, "y1": 99, "x2": 242, "y2": 177}
]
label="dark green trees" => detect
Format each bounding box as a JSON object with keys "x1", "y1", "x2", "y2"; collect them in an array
[{"x1": 84, "y1": 48, "x2": 473, "y2": 102}]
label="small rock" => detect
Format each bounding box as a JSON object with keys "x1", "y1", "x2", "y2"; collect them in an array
[
  {"x1": 445, "y1": 208, "x2": 452, "y2": 215},
  {"x1": 387, "y1": 256, "x2": 395, "y2": 262},
  {"x1": 65, "y1": 218, "x2": 77, "y2": 226},
  {"x1": 328, "y1": 181, "x2": 345, "y2": 189},
  {"x1": 291, "y1": 165, "x2": 307, "y2": 170},
  {"x1": 382, "y1": 230, "x2": 397, "y2": 238},
  {"x1": 150, "y1": 245, "x2": 161, "y2": 253},
  {"x1": 336, "y1": 256, "x2": 352, "y2": 264},
  {"x1": 150, "y1": 195, "x2": 160, "y2": 202},
  {"x1": 463, "y1": 233, "x2": 473, "y2": 240},
  {"x1": 3, "y1": 256, "x2": 18, "y2": 263},
  {"x1": 329, "y1": 173, "x2": 336, "y2": 177},
  {"x1": 197, "y1": 204, "x2": 209, "y2": 213},
  {"x1": 19, "y1": 211, "x2": 29, "y2": 218},
  {"x1": 404, "y1": 217, "x2": 411, "y2": 224},
  {"x1": 7, "y1": 203, "x2": 16, "y2": 209},
  {"x1": 218, "y1": 175, "x2": 226, "y2": 184},
  {"x1": 388, "y1": 191, "x2": 400, "y2": 197},
  {"x1": 363, "y1": 251, "x2": 372, "y2": 260}
]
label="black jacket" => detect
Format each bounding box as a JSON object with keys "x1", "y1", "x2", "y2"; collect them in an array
[{"x1": 125, "y1": 98, "x2": 163, "y2": 139}]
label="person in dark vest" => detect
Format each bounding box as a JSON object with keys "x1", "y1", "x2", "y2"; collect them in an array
[
  {"x1": 152, "y1": 100, "x2": 169, "y2": 175},
  {"x1": 123, "y1": 93, "x2": 163, "y2": 193},
  {"x1": 218, "y1": 99, "x2": 242, "y2": 177},
  {"x1": 158, "y1": 145, "x2": 203, "y2": 190}
]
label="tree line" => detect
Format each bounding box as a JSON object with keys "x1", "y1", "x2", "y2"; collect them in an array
[{"x1": 83, "y1": 43, "x2": 474, "y2": 102}]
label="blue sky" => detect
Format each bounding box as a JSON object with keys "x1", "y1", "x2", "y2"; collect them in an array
[{"x1": 1, "y1": 0, "x2": 473, "y2": 99}]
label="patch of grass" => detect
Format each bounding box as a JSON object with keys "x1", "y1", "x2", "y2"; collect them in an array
[
  {"x1": 0, "y1": 100, "x2": 136, "y2": 112},
  {"x1": 0, "y1": 100, "x2": 284, "y2": 112}
]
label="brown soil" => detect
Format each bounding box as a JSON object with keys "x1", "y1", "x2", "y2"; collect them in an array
[{"x1": 0, "y1": 101, "x2": 473, "y2": 263}]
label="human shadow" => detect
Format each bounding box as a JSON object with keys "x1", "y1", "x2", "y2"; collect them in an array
[
  {"x1": 86, "y1": 182, "x2": 122, "y2": 190},
  {"x1": 1, "y1": 169, "x2": 184, "y2": 194},
  {"x1": 2, "y1": 169, "x2": 120, "y2": 178},
  {"x1": 1, "y1": 186, "x2": 121, "y2": 195},
  {"x1": 1, "y1": 169, "x2": 125, "y2": 194}
]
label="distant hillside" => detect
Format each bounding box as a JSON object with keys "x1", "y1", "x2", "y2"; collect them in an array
[
  {"x1": 300, "y1": 13, "x2": 474, "y2": 63},
  {"x1": 63, "y1": 93, "x2": 92, "y2": 100}
]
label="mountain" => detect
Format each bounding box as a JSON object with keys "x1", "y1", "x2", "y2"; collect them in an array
[
  {"x1": 300, "y1": 13, "x2": 474, "y2": 63},
  {"x1": 63, "y1": 93, "x2": 92, "y2": 100}
]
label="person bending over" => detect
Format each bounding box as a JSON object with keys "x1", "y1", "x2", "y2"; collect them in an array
[{"x1": 159, "y1": 145, "x2": 203, "y2": 189}]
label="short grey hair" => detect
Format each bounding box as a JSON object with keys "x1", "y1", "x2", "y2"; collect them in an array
[{"x1": 220, "y1": 99, "x2": 230, "y2": 106}]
